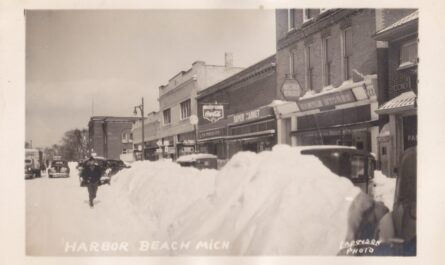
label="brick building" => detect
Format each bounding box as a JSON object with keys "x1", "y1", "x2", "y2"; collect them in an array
[
  {"x1": 196, "y1": 55, "x2": 278, "y2": 160},
  {"x1": 156, "y1": 55, "x2": 244, "y2": 159},
  {"x1": 88, "y1": 116, "x2": 139, "y2": 160},
  {"x1": 274, "y1": 9, "x2": 386, "y2": 155},
  {"x1": 374, "y1": 10, "x2": 418, "y2": 177}
]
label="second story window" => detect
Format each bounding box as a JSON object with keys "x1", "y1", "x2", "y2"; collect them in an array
[
  {"x1": 180, "y1": 99, "x2": 191, "y2": 120},
  {"x1": 399, "y1": 40, "x2": 418, "y2": 68},
  {"x1": 343, "y1": 27, "x2": 353, "y2": 80},
  {"x1": 323, "y1": 37, "x2": 334, "y2": 86},
  {"x1": 305, "y1": 45, "x2": 315, "y2": 90},
  {"x1": 163, "y1": 108, "x2": 171, "y2": 125},
  {"x1": 288, "y1": 9, "x2": 296, "y2": 31},
  {"x1": 303, "y1": 9, "x2": 320, "y2": 23}
]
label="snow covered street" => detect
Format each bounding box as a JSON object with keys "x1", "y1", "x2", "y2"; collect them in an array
[
  {"x1": 26, "y1": 164, "x2": 155, "y2": 256},
  {"x1": 25, "y1": 145, "x2": 397, "y2": 256}
]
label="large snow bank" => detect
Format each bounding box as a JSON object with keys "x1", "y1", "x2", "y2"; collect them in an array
[
  {"x1": 111, "y1": 160, "x2": 217, "y2": 241},
  {"x1": 373, "y1": 170, "x2": 396, "y2": 211},
  {"x1": 168, "y1": 145, "x2": 362, "y2": 255}
]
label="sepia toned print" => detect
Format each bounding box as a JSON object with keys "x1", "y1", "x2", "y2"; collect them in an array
[{"x1": 25, "y1": 9, "x2": 417, "y2": 256}]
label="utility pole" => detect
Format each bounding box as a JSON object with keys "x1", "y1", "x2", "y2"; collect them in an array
[{"x1": 134, "y1": 97, "x2": 145, "y2": 160}]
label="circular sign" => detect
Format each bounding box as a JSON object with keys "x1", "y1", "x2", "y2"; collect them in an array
[{"x1": 189, "y1": 114, "x2": 198, "y2": 125}]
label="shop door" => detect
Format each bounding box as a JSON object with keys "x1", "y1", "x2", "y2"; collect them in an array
[
  {"x1": 378, "y1": 139, "x2": 393, "y2": 177},
  {"x1": 242, "y1": 142, "x2": 258, "y2": 153}
]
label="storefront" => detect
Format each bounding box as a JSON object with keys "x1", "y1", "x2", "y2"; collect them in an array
[
  {"x1": 176, "y1": 131, "x2": 197, "y2": 157},
  {"x1": 375, "y1": 91, "x2": 417, "y2": 177},
  {"x1": 289, "y1": 76, "x2": 380, "y2": 154},
  {"x1": 226, "y1": 106, "x2": 277, "y2": 158},
  {"x1": 197, "y1": 127, "x2": 228, "y2": 159},
  {"x1": 143, "y1": 140, "x2": 159, "y2": 161}
]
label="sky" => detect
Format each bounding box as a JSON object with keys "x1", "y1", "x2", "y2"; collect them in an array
[{"x1": 25, "y1": 10, "x2": 276, "y2": 148}]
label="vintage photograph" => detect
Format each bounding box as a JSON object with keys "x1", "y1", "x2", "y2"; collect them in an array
[{"x1": 25, "y1": 9, "x2": 418, "y2": 256}]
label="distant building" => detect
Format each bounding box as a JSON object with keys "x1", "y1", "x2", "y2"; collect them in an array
[
  {"x1": 88, "y1": 116, "x2": 139, "y2": 160},
  {"x1": 132, "y1": 111, "x2": 162, "y2": 161},
  {"x1": 156, "y1": 55, "x2": 244, "y2": 159}
]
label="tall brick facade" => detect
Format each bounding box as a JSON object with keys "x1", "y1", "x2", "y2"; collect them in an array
[{"x1": 274, "y1": 9, "x2": 382, "y2": 155}]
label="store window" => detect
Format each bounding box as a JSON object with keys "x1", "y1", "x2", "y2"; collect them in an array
[
  {"x1": 180, "y1": 99, "x2": 191, "y2": 120},
  {"x1": 343, "y1": 27, "x2": 353, "y2": 80},
  {"x1": 163, "y1": 108, "x2": 171, "y2": 125},
  {"x1": 288, "y1": 9, "x2": 296, "y2": 31},
  {"x1": 399, "y1": 40, "x2": 418, "y2": 68}
]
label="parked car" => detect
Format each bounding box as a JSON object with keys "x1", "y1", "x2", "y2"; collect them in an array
[
  {"x1": 176, "y1": 153, "x2": 218, "y2": 170},
  {"x1": 25, "y1": 149, "x2": 44, "y2": 179},
  {"x1": 48, "y1": 159, "x2": 70, "y2": 178},
  {"x1": 374, "y1": 146, "x2": 416, "y2": 256},
  {"x1": 300, "y1": 145, "x2": 376, "y2": 195},
  {"x1": 25, "y1": 159, "x2": 36, "y2": 179},
  {"x1": 106, "y1": 159, "x2": 131, "y2": 177}
]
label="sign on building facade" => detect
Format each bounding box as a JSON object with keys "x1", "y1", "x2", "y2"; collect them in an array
[{"x1": 202, "y1": 104, "x2": 224, "y2": 123}]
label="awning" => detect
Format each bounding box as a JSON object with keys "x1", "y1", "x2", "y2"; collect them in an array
[{"x1": 375, "y1": 91, "x2": 417, "y2": 115}]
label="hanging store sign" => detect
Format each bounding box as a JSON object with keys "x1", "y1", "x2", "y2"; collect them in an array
[
  {"x1": 297, "y1": 90, "x2": 356, "y2": 111},
  {"x1": 203, "y1": 104, "x2": 224, "y2": 123}
]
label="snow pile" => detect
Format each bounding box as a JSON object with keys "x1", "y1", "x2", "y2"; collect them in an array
[
  {"x1": 169, "y1": 145, "x2": 362, "y2": 255},
  {"x1": 111, "y1": 160, "x2": 217, "y2": 239},
  {"x1": 373, "y1": 170, "x2": 396, "y2": 211}
]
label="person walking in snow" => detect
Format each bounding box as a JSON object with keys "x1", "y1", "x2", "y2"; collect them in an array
[{"x1": 81, "y1": 156, "x2": 102, "y2": 207}]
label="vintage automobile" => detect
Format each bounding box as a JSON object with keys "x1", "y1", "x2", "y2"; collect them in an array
[
  {"x1": 176, "y1": 153, "x2": 218, "y2": 170},
  {"x1": 300, "y1": 145, "x2": 376, "y2": 195},
  {"x1": 106, "y1": 159, "x2": 131, "y2": 177},
  {"x1": 25, "y1": 159, "x2": 36, "y2": 179},
  {"x1": 48, "y1": 159, "x2": 70, "y2": 178}
]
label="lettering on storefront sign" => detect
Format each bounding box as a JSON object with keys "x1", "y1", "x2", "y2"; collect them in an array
[
  {"x1": 393, "y1": 74, "x2": 412, "y2": 92},
  {"x1": 298, "y1": 90, "x2": 356, "y2": 111},
  {"x1": 233, "y1": 109, "x2": 260, "y2": 124},
  {"x1": 203, "y1": 105, "x2": 224, "y2": 123},
  {"x1": 199, "y1": 128, "x2": 225, "y2": 139}
]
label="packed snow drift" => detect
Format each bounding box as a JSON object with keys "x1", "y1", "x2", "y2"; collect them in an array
[{"x1": 111, "y1": 145, "x2": 376, "y2": 255}]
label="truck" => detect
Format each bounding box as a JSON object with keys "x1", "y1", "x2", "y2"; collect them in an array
[{"x1": 25, "y1": 148, "x2": 44, "y2": 179}]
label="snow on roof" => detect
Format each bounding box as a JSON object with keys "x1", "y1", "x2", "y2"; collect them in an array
[
  {"x1": 298, "y1": 145, "x2": 357, "y2": 151},
  {"x1": 376, "y1": 91, "x2": 417, "y2": 114},
  {"x1": 176, "y1": 153, "x2": 217, "y2": 162},
  {"x1": 376, "y1": 10, "x2": 418, "y2": 35}
]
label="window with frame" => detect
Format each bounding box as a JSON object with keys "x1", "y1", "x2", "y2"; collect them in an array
[
  {"x1": 288, "y1": 9, "x2": 296, "y2": 31},
  {"x1": 343, "y1": 27, "x2": 353, "y2": 80},
  {"x1": 122, "y1": 132, "x2": 128, "y2": 143},
  {"x1": 180, "y1": 99, "x2": 191, "y2": 120},
  {"x1": 323, "y1": 37, "x2": 334, "y2": 86},
  {"x1": 305, "y1": 45, "x2": 315, "y2": 90},
  {"x1": 163, "y1": 108, "x2": 171, "y2": 125},
  {"x1": 399, "y1": 40, "x2": 418, "y2": 67},
  {"x1": 288, "y1": 50, "x2": 295, "y2": 78},
  {"x1": 303, "y1": 9, "x2": 320, "y2": 22}
]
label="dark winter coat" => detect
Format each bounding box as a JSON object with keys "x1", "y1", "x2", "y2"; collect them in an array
[{"x1": 81, "y1": 163, "x2": 102, "y2": 184}]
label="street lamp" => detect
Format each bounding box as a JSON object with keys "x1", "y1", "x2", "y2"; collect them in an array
[{"x1": 133, "y1": 97, "x2": 145, "y2": 161}]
